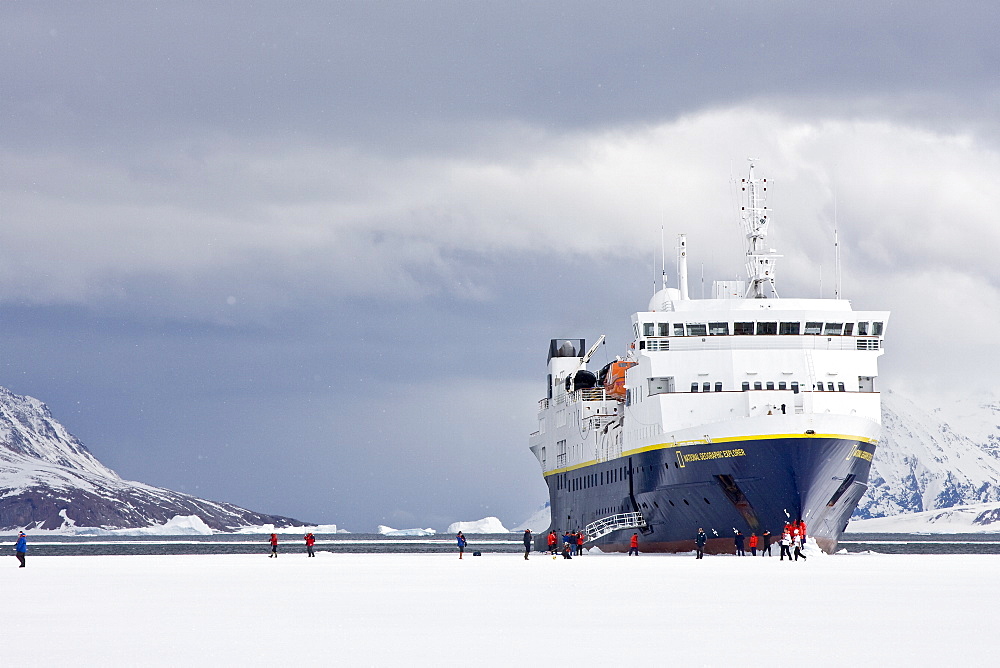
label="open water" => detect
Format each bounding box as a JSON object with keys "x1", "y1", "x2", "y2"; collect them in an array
[{"x1": 4, "y1": 532, "x2": 1000, "y2": 556}]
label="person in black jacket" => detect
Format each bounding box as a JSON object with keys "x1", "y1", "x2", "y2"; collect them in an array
[
  {"x1": 734, "y1": 531, "x2": 745, "y2": 556},
  {"x1": 761, "y1": 530, "x2": 772, "y2": 556},
  {"x1": 522, "y1": 529, "x2": 532, "y2": 560},
  {"x1": 695, "y1": 528, "x2": 707, "y2": 559}
]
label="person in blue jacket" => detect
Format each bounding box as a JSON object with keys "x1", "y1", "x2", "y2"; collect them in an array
[
  {"x1": 14, "y1": 531, "x2": 26, "y2": 568},
  {"x1": 456, "y1": 531, "x2": 467, "y2": 559}
]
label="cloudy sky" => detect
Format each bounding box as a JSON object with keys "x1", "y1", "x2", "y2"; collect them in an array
[{"x1": 2, "y1": 2, "x2": 999, "y2": 531}]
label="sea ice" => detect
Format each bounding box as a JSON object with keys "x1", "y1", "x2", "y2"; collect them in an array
[{"x1": 2, "y1": 551, "x2": 997, "y2": 666}]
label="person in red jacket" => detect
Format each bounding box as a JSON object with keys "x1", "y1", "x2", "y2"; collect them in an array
[
  {"x1": 547, "y1": 530, "x2": 557, "y2": 555},
  {"x1": 576, "y1": 531, "x2": 585, "y2": 556},
  {"x1": 628, "y1": 532, "x2": 639, "y2": 556},
  {"x1": 748, "y1": 532, "x2": 759, "y2": 556},
  {"x1": 269, "y1": 533, "x2": 279, "y2": 558},
  {"x1": 304, "y1": 532, "x2": 316, "y2": 557},
  {"x1": 796, "y1": 519, "x2": 807, "y2": 544}
]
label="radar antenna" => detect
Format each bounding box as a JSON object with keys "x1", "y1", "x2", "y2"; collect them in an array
[{"x1": 739, "y1": 160, "x2": 782, "y2": 298}]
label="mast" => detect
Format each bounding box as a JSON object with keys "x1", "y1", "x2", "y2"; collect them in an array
[{"x1": 740, "y1": 160, "x2": 782, "y2": 298}]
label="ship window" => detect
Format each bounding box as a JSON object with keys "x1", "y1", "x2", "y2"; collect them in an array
[
  {"x1": 643, "y1": 322, "x2": 655, "y2": 337},
  {"x1": 857, "y1": 321, "x2": 869, "y2": 335},
  {"x1": 824, "y1": 323, "x2": 844, "y2": 336},
  {"x1": 827, "y1": 382, "x2": 835, "y2": 392},
  {"x1": 639, "y1": 341, "x2": 645, "y2": 350},
  {"x1": 691, "y1": 383, "x2": 699, "y2": 392},
  {"x1": 669, "y1": 500, "x2": 675, "y2": 507},
  {"x1": 704, "y1": 498, "x2": 711, "y2": 504},
  {"x1": 838, "y1": 382, "x2": 846, "y2": 392},
  {"x1": 753, "y1": 381, "x2": 762, "y2": 390},
  {"x1": 734, "y1": 322, "x2": 754, "y2": 335},
  {"x1": 872, "y1": 321, "x2": 884, "y2": 336},
  {"x1": 709, "y1": 322, "x2": 729, "y2": 336},
  {"x1": 742, "y1": 381, "x2": 750, "y2": 391},
  {"x1": 714, "y1": 382, "x2": 723, "y2": 392},
  {"x1": 766, "y1": 381, "x2": 775, "y2": 390},
  {"x1": 702, "y1": 382, "x2": 711, "y2": 392},
  {"x1": 673, "y1": 323, "x2": 685, "y2": 336},
  {"x1": 804, "y1": 322, "x2": 823, "y2": 335},
  {"x1": 756, "y1": 321, "x2": 777, "y2": 335},
  {"x1": 844, "y1": 323, "x2": 854, "y2": 336},
  {"x1": 778, "y1": 381, "x2": 787, "y2": 390},
  {"x1": 649, "y1": 377, "x2": 675, "y2": 395},
  {"x1": 686, "y1": 323, "x2": 707, "y2": 336},
  {"x1": 683, "y1": 499, "x2": 690, "y2": 505},
  {"x1": 658, "y1": 323, "x2": 670, "y2": 337},
  {"x1": 816, "y1": 383, "x2": 824, "y2": 391},
  {"x1": 791, "y1": 382, "x2": 799, "y2": 393},
  {"x1": 779, "y1": 322, "x2": 801, "y2": 335}
]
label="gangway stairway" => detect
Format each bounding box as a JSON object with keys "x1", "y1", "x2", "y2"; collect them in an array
[{"x1": 585, "y1": 511, "x2": 647, "y2": 542}]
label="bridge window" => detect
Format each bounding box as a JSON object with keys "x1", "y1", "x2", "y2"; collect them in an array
[
  {"x1": 643, "y1": 323, "x2": 655, "y2": 336},
  {"x1": 673, "y1": 323, "x2": 685, "y2": 336},
  {"x1": 816, "y1": 383, "x2": 825, "y2": 391},
  {"x1": 756, "y1": 321, "x2": 777, "y2": 335},
  {"x1": 844, "y1": 323, "x2": 854, "y2": 336},
  {"x1": 649, "y1": 377, "x2": 675, "y2": 395},
  {"x1": 715, "y1": 382, "x2": 723, "y2": 392},
  {"x1": 742, "y1": 381, "x2": 750, "y2": 391},
  {"x1": 658, "y1": 323, "x2": 670, "y2": 337},
  {"x1": 857, "y1": 321, "x2": 869, "y2": 335},
  {"x1": 804, "y1": 322, "x2": 823, "y2": 335},
  {"x1": 824, "y1": 323, "x2": 844, "y2": 335},
  {"x1": 827, "y1": 382, "x2": 835, "y2": 392},
  {"x1": 686, "y1": 323, "x2": 707, "y2": 336},
  {"x1": 872, "y1": 322, "x2": 884, "y2": 336},
  {"x1": 838, "y1": 382, "x2": 846, "y2": 392},
  {"x1": 780, "y1": 322, "x2": 801, "y2": 335},
  {"x1": 709, "y1": 322, "x2": 729, "y2": 335},
  {"x1": 734, "y1": 322, "x2": 754, "y2": 335}
]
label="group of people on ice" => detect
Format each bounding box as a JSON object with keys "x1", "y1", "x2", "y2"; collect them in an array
[
  {"x1": 267, "y1": 532, "x2": 316, "y2": 557},
  {"x1": 699, "y1": 519, "x2": 808, "y2": 560},
  {"x1": 544, "y1": 529, "x2": 587, "y2": 558}
]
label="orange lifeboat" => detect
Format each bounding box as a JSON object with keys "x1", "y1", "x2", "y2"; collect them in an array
[{"x1": 601, "y1": 360, "x2": 636, "y2": 400}]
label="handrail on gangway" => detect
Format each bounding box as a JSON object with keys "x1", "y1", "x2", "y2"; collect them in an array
[{"x1": 585, "y1": 512, "x2": 647, "y2": 542}]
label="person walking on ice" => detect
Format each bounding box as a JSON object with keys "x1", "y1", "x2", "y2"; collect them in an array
[
  {"x1": 628, "y1": 532, "x2": 639, "y2": 556},
  {"x1": 522, "y1": 529, "x2": 532, "y2": 560},
  {"x1": 268, "y1": 533, "x2": 279, "y2": 558},
  {"x1": 779, "y1": 531, "x2": 792, "y2": 561},
  {"x1": 695, "y1": 528, "x2": 707, "y2": 559},
  {"x1": 14, "y1": 531, "x2": 26, "y2": 568},
  {"x1": 304, "y1": 532, "x2": 316, "y2": 557},
  {"x1": 456, "y1": 531, "x2": 467, "y2": 559}
]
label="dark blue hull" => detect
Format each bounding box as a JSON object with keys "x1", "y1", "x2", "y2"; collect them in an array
[{"x1": 539, "y1": 436, "x2": 874, "y2": 554}]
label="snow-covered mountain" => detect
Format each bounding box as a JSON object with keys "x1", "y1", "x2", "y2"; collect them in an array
[
  {"x1": 0, "y1": 386, "x2": 306, "y2": 531},
  {"x1": 856, "y1": 390, "x2": 1000, "y2": 519}
]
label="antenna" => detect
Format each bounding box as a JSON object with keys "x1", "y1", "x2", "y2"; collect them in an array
[
  {"x1": 677, "y1": 234, "x2": 689, "y2": 300},
  {"x1": 834, "y1": 193, "x2": 842, "y2": 299},
  {"x1": 661, "y1": 225, "x2": 667, "y2": 291}
]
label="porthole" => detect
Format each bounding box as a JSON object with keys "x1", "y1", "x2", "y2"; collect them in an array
[
  {"x1": 683, "y1": 499, "x2": 690, "y2": 505},
  {"x1": 704, "y1": 498, "x2": 711, "y2": 504},
  {"x1": 669, "y1": 500, "x2": 675, "y2": 507}
]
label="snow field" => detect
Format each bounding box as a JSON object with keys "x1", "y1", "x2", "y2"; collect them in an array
[{"x1": 3, "y1": 551, "x2": 998, "y2": 667}]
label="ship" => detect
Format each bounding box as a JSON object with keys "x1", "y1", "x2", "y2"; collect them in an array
[{"x1": 528, "y1": 163, "x2": 888, "y2": 554}]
